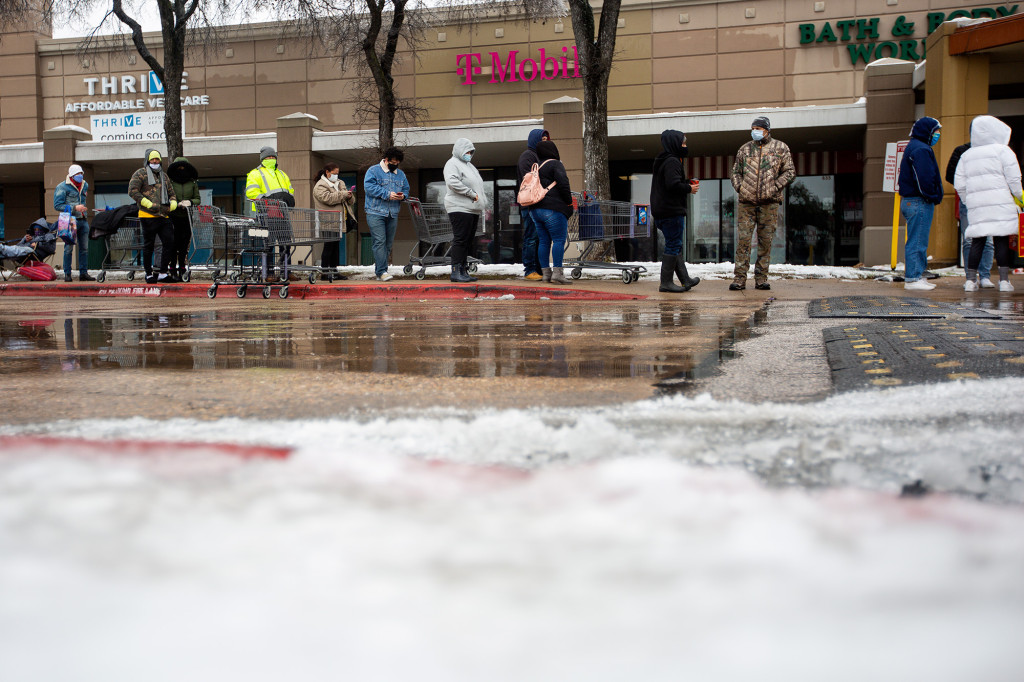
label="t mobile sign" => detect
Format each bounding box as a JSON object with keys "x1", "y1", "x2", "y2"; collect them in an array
[{"x1": 456, "y1": 46, "x2": 580, "y2": 85}]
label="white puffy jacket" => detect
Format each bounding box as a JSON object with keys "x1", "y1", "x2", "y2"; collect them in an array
[
  {"x1": 954, "y1": 115, "x2": 1023, "y2": 238},
  {"x1": 443, "y1": 137, "x2": 485, "y2": 215}
]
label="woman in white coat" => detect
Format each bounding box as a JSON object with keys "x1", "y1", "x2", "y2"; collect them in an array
[
  {"x1": 954, "y1": 115, "x2": 1024, "y2": 292},
  {"x1": 443, "y1": 137, "x2": 485, "y2": 283}
]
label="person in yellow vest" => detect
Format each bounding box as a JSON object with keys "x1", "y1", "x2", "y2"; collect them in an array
[
  {"x1": 128, "y1": 149, "x2": 178, "y2": 284},
  {"x1": 245, "y1": 146, "x2": 297, "y2": 282}
]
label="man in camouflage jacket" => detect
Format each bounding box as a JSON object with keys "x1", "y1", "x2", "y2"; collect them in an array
[{"x1": 729, "y1": 116, "x2": 795, "y2": 290}]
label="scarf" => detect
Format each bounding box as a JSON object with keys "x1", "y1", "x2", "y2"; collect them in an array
[{"x1": 146, "y1": 165, "x2": 169, "y2": 204}]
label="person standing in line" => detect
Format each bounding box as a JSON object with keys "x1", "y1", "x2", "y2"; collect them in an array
[
  {"x1": 516, "y1": 128, "x2": 549, "y2": 281},
  {"x1": 128, "y1": 149, "x2": 178, "y2": 284},
  {"x1": 954, "y1": 115, "x2": 1023, "y2": 293},
  {"x1": 363, "y1": 146, "x2": 410, "y2": 282},
  {"x1": 729, "y1": 116, "x2": 795, "y2": 291},
  {"x1": 53, "y1": 164, "x2": 95, "y2": 282},
  {"x1": 312, "y1": 161, "x2": 354, "y2": 280},
  {"x1": 650, "y1": 129, "x2": 701, "y2": 293},
  {"x1": 245, "y1": 146, "x2": 297, "y2": 282},
  {"x1": 443, "y1": 138, "x2": 485, "y2": 283},
  {"x1": 167, "y1": 157, "x2": 200, "y2": 281},
  {"x1": 531, "y1": 140, "x2": 573, "y2": 284},
  {"x1": 946, "y1": 134, "x2": 995, "y2": 289},
  {"x1": 897, "y1": 116, "x2": 944, "y2": 291}
]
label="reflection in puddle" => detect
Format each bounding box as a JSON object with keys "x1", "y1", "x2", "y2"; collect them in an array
[{"x1": 0, "y1": 304, "x2": 759, "y2": 382}]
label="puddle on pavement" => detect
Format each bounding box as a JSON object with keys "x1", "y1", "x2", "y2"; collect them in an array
[{"x1": 0, "y1": 302, "x2": 762, "y2": 384}]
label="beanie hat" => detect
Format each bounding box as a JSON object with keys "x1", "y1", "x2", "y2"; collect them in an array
[
  {"x1": 752, "y1": 116, "x2": 771, "y2": 131},
  {"x1": 68, "y1": 164, "x2": 84, "y2": 177},
  {"x1": 146, "y1": 149, "x2": 162, "y2": 162},
  {"x1": 260, "y1": 146, "x2": 277, "y2": 161}
]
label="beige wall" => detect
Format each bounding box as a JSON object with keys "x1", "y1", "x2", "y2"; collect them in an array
[{"x1": 11, "y1": 0, "x2": 1009, "y2": 142}]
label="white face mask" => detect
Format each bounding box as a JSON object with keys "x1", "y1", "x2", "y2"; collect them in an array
[
  {"x1": 149, "y1": 161, "x2": 161, "y2": 170},
  {"x1": 328, "y1": 174, "x2": 338, "y2": 183},
  {"x1": 751, "y1": 130, "x2": 765, "y2": 142}
]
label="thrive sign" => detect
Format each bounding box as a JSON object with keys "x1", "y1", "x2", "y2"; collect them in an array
[
  {"x1": 456, "y1": 46, "x2": 580, "y2": 85},
  {"x1": 797, "y1": 5, "x2": 1019, "y2": 65}
]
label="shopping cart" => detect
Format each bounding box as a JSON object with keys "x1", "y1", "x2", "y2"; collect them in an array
[
  {"x1": 181, "y1": 204, "x2": 221, "y2": 282},
  {"x1": 96, "y1": 217, "x2": 146, "y2": 283},
  {"x1": 402, "y1": 197, "x2": 484, "y2": 280},
  {"x1": 565, "y1": 191, "x2": 651, "y2": 284},
  {"x1": 200, "y1": 206, "x2": 287, "y2": 299},
  {"x1": 253, "y1": 199, "x2": 343, "y2": 284}
]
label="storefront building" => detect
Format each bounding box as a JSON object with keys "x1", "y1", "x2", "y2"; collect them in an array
[{"x1": 1, "y1": 0, "x2": 1021, "y2": 269}]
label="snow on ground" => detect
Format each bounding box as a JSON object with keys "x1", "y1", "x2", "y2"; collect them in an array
[{"x1": 2, "y1": 379, "x2": 1024, "y2": 680}]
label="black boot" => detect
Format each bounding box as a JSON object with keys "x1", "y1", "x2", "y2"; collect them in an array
[
  {"x1": 450, "y1": 263, "x2": 474, "y2": 283},
  {"x1": 674, "y1": 258, "x2": 700, "y2": 291},
  {"x1": 463, "y1": 262, "x2": 477, "y2": 282},
  {"x1": 659, "y1": 255, "x2": 684, "y2": 293}
]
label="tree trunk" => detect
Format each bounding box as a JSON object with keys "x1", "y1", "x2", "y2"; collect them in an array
[{"x1": 162, "y1": 35, "x2": 186, "y2": 160}]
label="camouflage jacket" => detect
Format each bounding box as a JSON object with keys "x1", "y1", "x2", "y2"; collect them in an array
[
  {"x1": 128, "y1": 166, "x2": 177, "y2": 218},
  {"x1": 730, "y1": 136, "x2": 795, "y2": 205}
]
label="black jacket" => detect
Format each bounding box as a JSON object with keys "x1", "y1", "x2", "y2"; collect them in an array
[
  {"x1": 650, "y1": 130, "x2": 693, "y2": 220},
  {"x1": 945, "y1": 142, "x2": 970, "y2": 185},
  {"x1": 90, "y1": 204, "x2": 139, "y2": 239},
  {"x1": 532, "y1": 141, "x2": 573, "y2": 217}
]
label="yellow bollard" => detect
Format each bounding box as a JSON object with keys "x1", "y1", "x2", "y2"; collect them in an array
[{"x1": 890, "y1": 193, "x2": 901, "y2": 271}]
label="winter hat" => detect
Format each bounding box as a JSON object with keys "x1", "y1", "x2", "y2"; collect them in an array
[
  {"x1": 260, "y1": 146, "x2": 277, "y2": 161},
  {"x1": 527, "y1": 129, "x2": 549, "y2": 151},
  {"x1": 146, "y1": 149, "x2": 163, "y2": 163},
  {"x1": 68, "y1": 164, "x2": 84, "y2": 177},
  {"x1": 536, "y1": 140, "x2": 560, "y2": 161},
  {"x1": 752, "y1": 116, "x2": 771, "y2": 131}
]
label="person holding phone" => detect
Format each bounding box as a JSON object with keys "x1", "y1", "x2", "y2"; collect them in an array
[{"x1": 363, "y1": 147, "x2": 410, "y2": 281}]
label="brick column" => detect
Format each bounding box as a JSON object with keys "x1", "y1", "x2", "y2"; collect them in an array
[
  {"x1": 43, "y1": 125, "x2": 93, "y2": 269},
  {"x1": 276, "y1": 112, "x2": 323, "y2": 210},
  {"x1": 542, "y1": 96, "x2": 583, "y2": 190},
  {"x1": 858, "y1": 59, "x2": 915, "y2": 267},
  {"x1": 925, "y1": 22, "x2": 990, "y2": 267}
]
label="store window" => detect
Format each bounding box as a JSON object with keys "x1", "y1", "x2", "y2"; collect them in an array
[{"x1": 785, "y1": 175, "x2": 835, "y2": 266}]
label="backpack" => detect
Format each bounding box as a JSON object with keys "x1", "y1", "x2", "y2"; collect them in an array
[{"x1": 517, "y1": 159, "x2": 556, "y2": 206}]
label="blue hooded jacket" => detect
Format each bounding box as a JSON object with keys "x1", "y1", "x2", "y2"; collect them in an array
[
  {"x1": 517, "y1": 128, "x2": 550, "y2": 191},
  {"x1": 898, "y1": 117, "x2": 943, "y2": 204}
]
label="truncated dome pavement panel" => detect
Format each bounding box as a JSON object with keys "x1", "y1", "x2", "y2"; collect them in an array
[
  {"x1": 809, "y1": 296, "x2": 999, "y2": 319},
  {"x1": 823, "y1": 319, "x2": 1024, "y2": 391}
]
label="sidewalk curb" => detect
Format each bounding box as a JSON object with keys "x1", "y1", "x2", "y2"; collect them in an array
[{"x1": 0, "y1": 281, "x2": 645, "y2": 302}]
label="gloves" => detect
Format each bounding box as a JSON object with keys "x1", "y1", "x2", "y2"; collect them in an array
[
  {"x1": 180, "y1": 200, "x2": 192, "y2": 208},
  {"x1": 140, "y1": 198, "x2": 154, "y2": 209},
  {"x1": 169, "y1": 200, "x2": 178, "y2": 212}
]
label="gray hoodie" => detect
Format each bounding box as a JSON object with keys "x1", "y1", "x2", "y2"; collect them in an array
[{"x1": 443, "y1": 138, "x2": 485, "y2": 215}]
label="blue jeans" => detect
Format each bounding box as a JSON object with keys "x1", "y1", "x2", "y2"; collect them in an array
[
  {"x1": 520, "y1": 207, "x2": 540, "y2": 275},
  {"x1": 366, "y1": 212, "x2": 397, "y2": 277},
  {"x1": 533, "y1": 208, "x2": 568, "y2": 268},
  {"x1": 960, "y1": 202, "x2": 993, "y2": 277},
  {"x1": 900, "y1": 196, "x2": 934, "y2": 282},
  {"x1": 63, "y1": 220, "x2": 89, "y2": 274},
  {"x1": 656, "y1": 215, "x2": 685, "y2": 257}
]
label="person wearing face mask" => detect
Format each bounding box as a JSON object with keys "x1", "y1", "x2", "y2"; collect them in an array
[
  {"x1": 128, "y1": 149, "x2": 178, "y2": 284},
  {"x1": 246, "y1": 146, "x2": 297, "y2": 282},
  {"x1": 516, "y1": 129, "x2": 550, "y2": 281},
  {"x1": 650, "y1": 129, "x2": 700, "y2": 293},
  {"x1": 312, "y1": 162, "x2": 355, "y2": 280},
  {"x1": 167, "y1": 157, "x2": 201, "y2": 281},
  {"x1": 897, "y1": 116, "x2": 944, "y2": 291},
  {"x1": 363, "y1": 147, "x2": 410, "y2": 281},
  {"x1": 729, "y1": 116, "x2": 795, "y2": 291},
  {"x1": 53, "y1": 164, "x2": 95, "y2": 282},
  {"x1": 443, "y1": 138, "x2": 486, "y2": 283}
]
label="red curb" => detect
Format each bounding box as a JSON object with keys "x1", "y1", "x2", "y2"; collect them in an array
[
  {"x1": 0, "y1": 281, "x2": 645, "y2": 301},
  {"x1": 0, "y1": 435, "x2": 292, "y2": 460}
]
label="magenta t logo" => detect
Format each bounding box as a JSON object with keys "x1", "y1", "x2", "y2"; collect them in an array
[{"x1": 456, "y1": 53, "x2": 483, "y2": 85}]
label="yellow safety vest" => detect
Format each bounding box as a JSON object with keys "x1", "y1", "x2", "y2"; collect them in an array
[{"x1": 245, "y1": 165, "x2": 294, "y2": 210}]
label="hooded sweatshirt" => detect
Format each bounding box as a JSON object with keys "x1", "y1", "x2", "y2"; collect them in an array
[
  {"x1": 650, "y1": 130, "x2": 694, "y2": 220},
  {"x1": 532, "y1": 141, "x2": 573, "y2": 217},
  {"x1": 954, "y1": 115, "x2": 1023, "y2": 239},
  {"x1": 443, "y1": 138, "x2": 486, "y2": 215},
  {"x1": 128, "y1": 149, "x2": 176, "y2": 218},
  {"x1": 897, "y1": 117, "x2": 943, "y2": 204},
  {"x1": 18, "y1": 218, "x2": 57, "y2": 259},
  {"x1": 168, "y1": 157, "x2": 201, "y2": 217},
  {"x1": 516, "y1": 129, "x2": 549, "y2": 193}
]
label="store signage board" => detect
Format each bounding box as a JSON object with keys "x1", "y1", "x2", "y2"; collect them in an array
[
  {"x1": 90, "y1": 111, "x2": 186, "y2": 142},
  {"x1": 882, "y1": 140, "x2": 908, "y2": 193}
]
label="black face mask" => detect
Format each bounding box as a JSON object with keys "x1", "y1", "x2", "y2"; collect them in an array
[
  {"x1": 679, "y1": 147, "x2": 689, "y2": 159},
  {"x1": 387, "y1": 163, "x2": 399, "y2": 172}
]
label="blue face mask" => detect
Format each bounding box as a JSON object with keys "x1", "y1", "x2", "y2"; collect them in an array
[
  {"x1": 930, "y1": 131, "x2": 941, "y2": 146},
  {"x1": 751, "y1": 130, "x2": 765, "y2": 141},
  {"x1": 73, "y1": 173, "x2": 84, "y2": 183},
  {"x1": 462, "y1": 153, "x2": 473, "y2": 163}
]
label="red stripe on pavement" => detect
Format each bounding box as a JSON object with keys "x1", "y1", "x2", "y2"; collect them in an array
[{"x1": 0, "y1": 435, "x2": 292, "y2": 460}]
